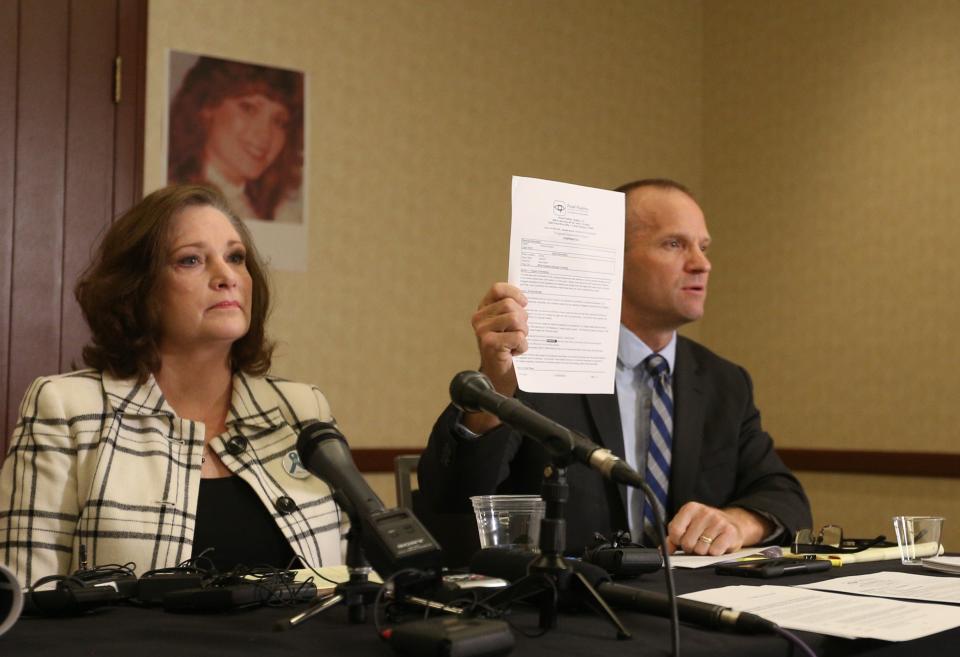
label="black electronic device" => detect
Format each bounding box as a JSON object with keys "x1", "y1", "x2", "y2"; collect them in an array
[
  {"x1": 23, "y1": 571, "x2": 138, "y2": 617},
  {"x1": 136, "y1": 571, "x2": 206, "y2": 605},
  {"x1": 383, "y1": 617, "x2": 515, "y2": 657},
  {"x1": 163, "y1": 580, "x2": 318, "y2": 612},
  {"x1": 715, "y1": 557, "x2": 831, "y2": 579}
]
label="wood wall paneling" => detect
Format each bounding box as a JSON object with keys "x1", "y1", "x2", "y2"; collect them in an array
[
  {"x1": 61, "y1": 0, "x2": 118, "y2": 372},
  {"x1": 0, "y1": 1, "x2": 19, "y2": 437},
  {"x1": 113, "y1": 0, "x2": 147, "y2": 216},
  {"x1": 8, "y1": 1, "x2": 70, "y2": 446},
  {"x1": 1, "y1": 0, "x2": 146, "y2": 454}
]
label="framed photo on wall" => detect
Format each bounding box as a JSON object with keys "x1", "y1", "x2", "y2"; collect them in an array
[{"x1": 166, "y1": 50, "x2": 309, "y2": 270}]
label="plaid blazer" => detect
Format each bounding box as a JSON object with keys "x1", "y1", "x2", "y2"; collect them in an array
[{"x1": 0, "y1": 369, "x2": 345, "y2": 586}]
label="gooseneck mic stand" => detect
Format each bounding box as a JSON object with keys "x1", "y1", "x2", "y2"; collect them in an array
[{"x1": 481, "y1": 462, "x2": 632, "y2": 640}]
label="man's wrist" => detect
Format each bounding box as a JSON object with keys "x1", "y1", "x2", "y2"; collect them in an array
[
  {"x1": 724, "y1": 506, "x2": 775, "y2": 546},
  {"x1": 453, "y1": 409, "x2": 501, "y2": 439}
]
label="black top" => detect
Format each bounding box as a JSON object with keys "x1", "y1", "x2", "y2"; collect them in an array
[{"x1": 191, "y1": 476, "x2": 297, "y2": 572}]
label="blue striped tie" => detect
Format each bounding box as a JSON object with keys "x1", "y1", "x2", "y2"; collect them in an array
[{"x1": 642, "y1": 354, "x2": 673, "y2": 545}]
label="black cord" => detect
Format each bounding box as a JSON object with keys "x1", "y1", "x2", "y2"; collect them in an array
[
  {"x1": 288, "y1": 553, "x2": 343, "y2": 588},
  {"x1": 638, "y1": 480, "x2": 681, "y2": 657},
  {"x1": 71, "y1": 562, "x2": 137, "y2": 583},
  {"x1": 374, "y1": 568, "x2": 423, "y2": 637}
]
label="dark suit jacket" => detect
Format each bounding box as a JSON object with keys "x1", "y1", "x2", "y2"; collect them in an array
[{"x1": 418, "y1": 336, "x2": 811, "y2": 555}]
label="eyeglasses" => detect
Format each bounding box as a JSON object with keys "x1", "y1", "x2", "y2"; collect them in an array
[{"x1": 793, "y1": 525, "x2": 890, "y2": 554}]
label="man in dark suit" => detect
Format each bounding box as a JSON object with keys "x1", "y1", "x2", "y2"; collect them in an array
[{"x1": 418, "y1": 179, "x2": 811, "y2": 556}]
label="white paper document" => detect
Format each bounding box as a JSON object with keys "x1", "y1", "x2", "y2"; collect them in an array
[
  {"x1": 667, "y1": 546, "x2": 783, "y2": 568},
  {"x1": 682, "y1": 585, "x2": 960, "y2": 641},
  {"x1": 798, "y1": 571, "x2": 960, "y2": 604},
  {"x1": 922, "y1": 556, "x2": 960, "y2": 575},
  {"x1": 509, "y1": 176, "x2": 625, "y2": 394}
]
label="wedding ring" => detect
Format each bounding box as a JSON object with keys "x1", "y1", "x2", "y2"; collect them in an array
[{"x1": 697, "y1": 534, "x2": 714, "y2": 545}]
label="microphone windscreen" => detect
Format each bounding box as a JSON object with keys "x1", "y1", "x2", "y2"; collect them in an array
[
  {"x1": 449, "y1": 371, "x2": 494, "y2": 413},
  {"x1": 295, "y1": 421, "x2": 343, "y2": 465},
  {"x1": 470, "y1": 548, "x2": 537, "y2": 582},
  {"x1": 470, "y1": 548, "x2": 610, "y2": 589}
]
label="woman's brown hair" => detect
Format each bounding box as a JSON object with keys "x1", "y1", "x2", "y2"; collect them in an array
[{"x1": 75, "y1": 184, "x2": 274, "y2": 381}]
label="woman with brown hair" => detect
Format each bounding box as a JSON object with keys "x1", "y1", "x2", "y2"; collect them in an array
[
  {"x1": 168, "y1": 56, "x2": 304, "y2": 222},
  {"x1": 0, "y1": 184, "x2": 340, "y2": 586}
]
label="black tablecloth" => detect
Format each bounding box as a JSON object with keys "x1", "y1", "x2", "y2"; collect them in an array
[{"x1": 3, "y1": 559, "x2": 956, "y2": 657}]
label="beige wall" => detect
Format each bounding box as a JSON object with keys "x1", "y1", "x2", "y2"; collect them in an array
[
  {"x1": 146, "y1": 1, "x2": 959, "y2": 544},
  {"x1": 701, "y1": 0, "x2": 960, "y2": 546},
  {"x1": 145, "y1": 0, "x2": 703, "y2": 503}
]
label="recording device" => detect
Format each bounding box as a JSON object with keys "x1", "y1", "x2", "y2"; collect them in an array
[
  {"x1": 449, "y1": 371, "x2": 644, "y2": 487},
  {"x1": 135, "y1": 571, "x2": 206, "y2": 605},
  {"x1": 296, "y1": 421, "x2": 442, "y2": 577},
  {"x1": 471, "y1": 548, "x2": 776, "y2": 634},
  {"x1": 163, "y1": 581, "x2": 318, "y2": 613},
  {"x1": 23, "y1": 569, "x2": 138, "y2": 617},
  {"x1": 383, "y1": 617, "x2": 515, "y2": 657}
]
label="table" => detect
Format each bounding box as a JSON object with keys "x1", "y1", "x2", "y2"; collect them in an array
[{"x1": 3, "y1": 560, "x2": 956, "y2": 656}]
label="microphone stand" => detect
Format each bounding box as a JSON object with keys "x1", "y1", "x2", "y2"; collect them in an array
[
  {"x1": 277, "y1": 498, "x2": 381, "y2": 630},
  {"x1": 481, "y1": 461, "x2": 631, "y2": 640}
]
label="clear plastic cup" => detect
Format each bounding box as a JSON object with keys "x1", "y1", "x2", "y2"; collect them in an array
[
  {"x1": 470, "y1": 495, "x2": 545, "y2": 552},
  {"x1": 893, "y1": 515, "x2": 944, "y2": 565}
]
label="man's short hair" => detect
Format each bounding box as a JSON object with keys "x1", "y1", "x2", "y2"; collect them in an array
[{"x1": 614, "y1": 178, "x2": 695, "y2": 200}]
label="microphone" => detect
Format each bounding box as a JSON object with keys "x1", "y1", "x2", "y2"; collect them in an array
[
  {"x1": 470, "y1": 548, "x2": 776, "y2": 635},
  {"x1": 296, "y1": 421, "x2": 385, "y2": 517},
  {"x1": 596, "y1": 581, "x2": 776, "y2": 635},
  {"x1": 296, "y1": 421, "x2": 443, "y2": 576},
  {"x1": 450, "y1": 371, "x2": 644, "y2": 488}
]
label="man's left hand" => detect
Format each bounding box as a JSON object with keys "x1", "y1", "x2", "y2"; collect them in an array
[{"x1": 664, "y1": 503, "x2": 773, "y2": 555}]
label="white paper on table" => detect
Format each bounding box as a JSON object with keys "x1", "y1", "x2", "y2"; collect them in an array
[
  {"x1": 509, "y1": 176, "x2": 625, "y2": 394},
  {"x1": 923, "y1": 556, "x2": 960, "y2": 574},
  {"x1": 798, "y1": 571, "x2": 960, "y2": 604},
  {"x1": 667, "y1": 546, "x2": 784, "y2": 568},
  {"x1": 682, "y1": 585, "x2": 960, "y2": 641}
]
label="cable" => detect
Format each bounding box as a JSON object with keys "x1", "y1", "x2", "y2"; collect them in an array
[
  {"x1": 374, "y1": 568, "x2": 423, "y2": 638},
  {"x1": 288, "y1": 553, "x2": 343, "y2": 588},
  {"x1": 640, "y1": 480, "x2": 680, "y2": 657},
  {"x1": 773, "y1": 625, "x2": 817, "y2": 657}
]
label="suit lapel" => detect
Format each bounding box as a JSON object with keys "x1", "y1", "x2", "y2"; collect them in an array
[
  {"x1": 670, "y1": 337, "x2": 706, "y2": 514},
  {"x1": 585, "y1": 392, "x2": 628, "y2": 512}
]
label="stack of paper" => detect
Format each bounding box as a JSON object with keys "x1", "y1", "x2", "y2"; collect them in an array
[
  {"x1": 682, "y1": 584, "x2": 960, "y2": 641},
  {"x1": 799, "y1": 571, "x2": 960, "y2": 604},
  {"x1": 922, "y1": 556, "x2": 960, "y2": 575}
]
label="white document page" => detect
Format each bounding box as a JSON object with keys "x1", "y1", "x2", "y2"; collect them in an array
[
  {"x1": 509, "y1": 176, "x2": 624, "y2": 394},
  {"x1": 922, "y1": 556, "x2": 960, "y2": 574},
  {"x1": 798, "y1": 571, "x2": 960, "y2": 604},
  {"x1": 668, "y1": 546, "x2": 783, "y2": 569},
  {"x1": 682, "y1": 585, "x2": 960, "y2": 641}
]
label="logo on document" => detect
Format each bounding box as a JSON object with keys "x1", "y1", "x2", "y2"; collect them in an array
[{"x1": 553, "y1": 201, "x2": 567, "y2": 216}]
